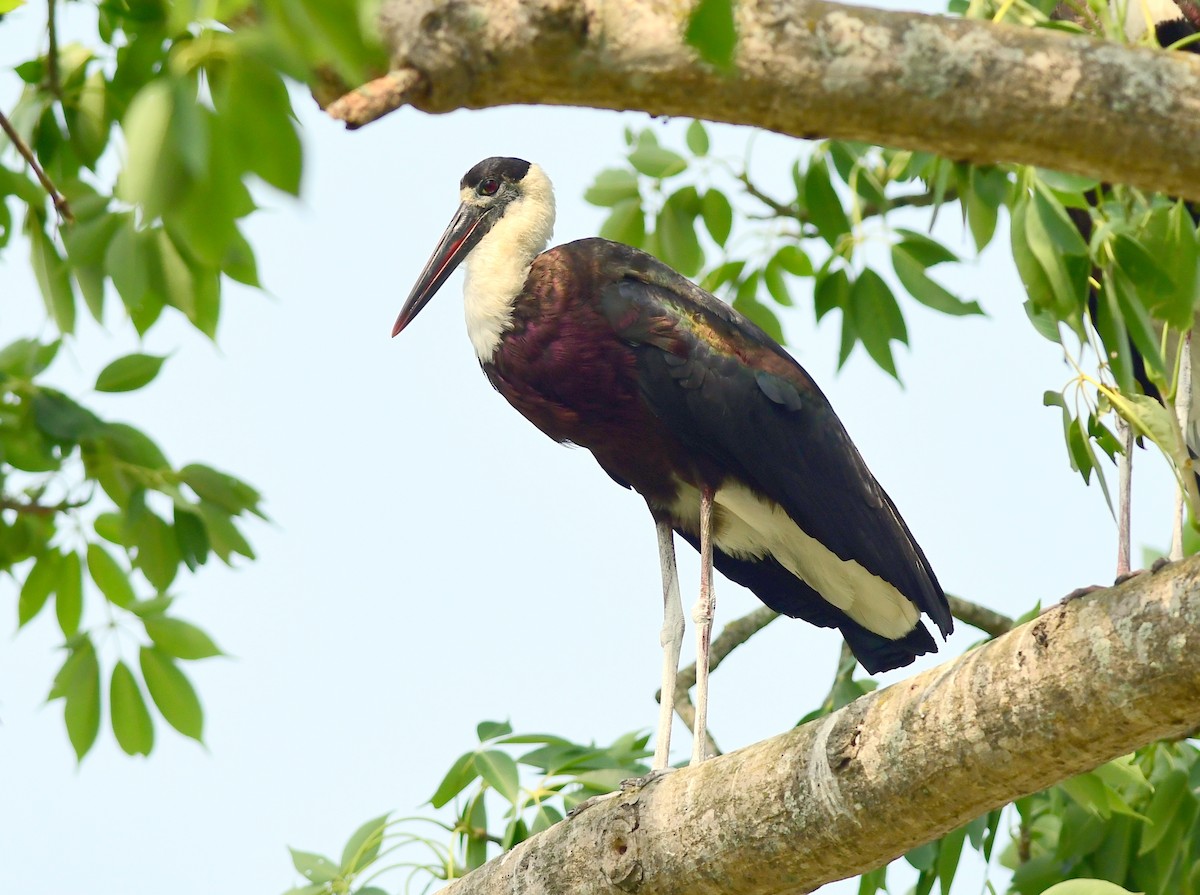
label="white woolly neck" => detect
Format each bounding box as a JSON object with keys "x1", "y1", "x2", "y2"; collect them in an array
[{"x1": 462, "y1": 164, "x2": 556, "y2": 362}]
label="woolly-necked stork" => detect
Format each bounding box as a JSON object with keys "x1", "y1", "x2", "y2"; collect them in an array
[{"x1": 393, "y1": 157, "x2": 952, "y2": 767}]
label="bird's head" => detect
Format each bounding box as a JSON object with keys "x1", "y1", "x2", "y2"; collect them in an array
[{"x1": 393, "y1": 157, "x2": 555, "y2": 337}]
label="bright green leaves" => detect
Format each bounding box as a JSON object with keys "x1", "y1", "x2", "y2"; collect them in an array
[
  {"x1": 292, "y1": 724, "x2": 651, "y2": 890},
  {"x1": 891, "y1": 231, "x2": 982, "y2": 317},
  {"x1": 110, "y1": 660, "x2": 154, "y2": 756},
  {"x1": 3, "y1": 340, "x2": 249, "y2": 760},
  {"x1": 143, "y1": 615, "x2": 223, "y2": 660},
  {"x1": 586, "y1": 130, "x2": 990, "y2": 384},
  {"x1": 139, "y1": 646, "x2": 203, "y2": 741},
  {"x1": 627, "y1": 129, "x2": 687, "y2": 180},
  {"x1": 95, "y1": 353, "x2": 167, "y2": 393},
  {"x1": 1019, "y1": 164, "x2": 1200, "y2": 513},
  {"x1": 87, "y1": 542, "x2": 136, "y2": 608},
  {"x1": 1002, "y1": 745, "x2": 1200, "y2": 895},
  {"x1": 118, "y1": 79, "x2": 182, "y2": 219},
  {"x1": 49, "y1": 636, "x2": 102, "y2": 760},
  {"x1": 685, "y1": 0, "x2": 737, "y2": 70}
]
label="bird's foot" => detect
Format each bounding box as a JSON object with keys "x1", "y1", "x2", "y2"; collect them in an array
[
  {"x1": 566, "y1": 768, "x2": 675, "y2": 820},
  {"x1": 566, "y1": 790, "x2": 620, "y2": 819},
  {"x1": 620, "y1": 767, "x2": 675, "y2": 791},
  {"x1": 1061, "y1": 557, "x2": 1173, "y2": 604}
]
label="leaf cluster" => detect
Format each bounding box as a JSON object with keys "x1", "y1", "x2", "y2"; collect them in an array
[
  {"x1": 284, "y1": 721, "x2": 651, "y2": 894},
  {"x1": 585, "y1": 123, "x2": 989, "y2": 382}
]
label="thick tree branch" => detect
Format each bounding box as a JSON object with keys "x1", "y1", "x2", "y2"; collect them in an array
[
  {"x1": 442, "y1": 556, "x2": 1200, "y2": 895},
  {"x1": 351, "y1": 0, "x2": 1200, "y2": 202}
]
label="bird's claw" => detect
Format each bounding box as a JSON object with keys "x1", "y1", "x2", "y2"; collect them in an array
[
  {"x1": 1063, "y1": 557, "x2": 1174, "y2": 604},
  {"x1": 567, "y1": 768, "x2": 675, "y2": 820}
]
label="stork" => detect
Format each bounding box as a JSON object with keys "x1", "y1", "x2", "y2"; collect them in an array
[{"x1": 393, "y1": 157, "x2": 953, "y2": 768}]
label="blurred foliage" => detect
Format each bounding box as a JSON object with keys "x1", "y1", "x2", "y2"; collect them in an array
[
  {"x1": 283, "y1": 722, "x2": 651, "y2": 895},
  {"x1": 1, "y1": 0, "x2": 383, "y2": 758}
]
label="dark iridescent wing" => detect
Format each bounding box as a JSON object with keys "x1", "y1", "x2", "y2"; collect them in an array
[{"x1": 596, "y1": 243, "x2": 951, "y2": 640}]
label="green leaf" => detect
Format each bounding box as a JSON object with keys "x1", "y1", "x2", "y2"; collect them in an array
[
  {"x1": 196, "y1": 502, "x2": 254, "y2": 562},
  {"x1": 118, "y1": 79, "x2": 181, "y2": 219},
  {"x1": 143, "y1": 616, "x2": 222, "y2": 660},
  {"x1": 657, "y1": 188, "x2": 703, "y2": 277},
  {"x1": 87, "y1": 542, "x2": 136, "y2": 608},
  {"x1": 804, "y1": 157, "x2": 852, "y2": 249},
  {"x1": 429, "y1": 751, "x2": 478, "y2": 808},
  {"x1": 1093, "y1": 276, "x2": 1135, "y2": 394},
  {"x1": 100, "y1": 422, "x2": 169, "y2": 468},
  {"x1": 174, "y1": 507, "x2": 210, "y2": 570},
  {"x1": 1032, "y1": 183, "x2": 1089, "y2": 255},
  {"x1": 476, "y1": 749, "x2": 521, "y2": 802},
  {"x1": 849, "y1": 268, "x2": 906, "y2": 378},
  {"x1": 686, "y1": 120, "x2": 710, "y2": 156},
  {"x1": 19, "y1": 549, "x2": 59, "y2": 626},
  {"x1": 181, "y1": 463, "x2": 261, "y2": 515},
  {"x1": 892, "y1": 245, "x2": 983, "y2": 316},
  {"x1": 584, "y1": 168, "x2": 640, "y2": 207},
  {"x1": 33, "y1": 389, "x2": 102, "y2": 442},
  {"x1": 963, "y1": 166, "x2": 1003, "y2": 251},
  {"x1": 775, "y1": 244, "x2": 812, "y2": 277},
  {"x1": 1040, "y1": 882, "x2": 1140, "y2": 895},
  {"x1": 477, "y1": 719, "x2": 512, "y2": 741},
  {"x1": 893, "y1": 229, "x2": 959, "y2": 267},
  {"x1": 0, "y1": 337, "x2": 59, "y2": 377},
  {"x1": 599, "y1": 197, "x2": 645, "y2": 248},
  {"x1": 55, "y1": 551, "x2": 83, "y2": 637},
  {"x1": 1109, "y1": 269, "x2": 1166, "y2": 382},
  {"x1": 30, "y1": 228, "x2": 76, "y2": 333},
  {"x1": 339, "y1": 814, "x2": 389, "y2": 872},
  {"x1": 139, "y1": 645, "x2": 204, "y2": 741},
  {"x1": 95, "y1": 353, "x2": 167, "y2": 393},
  {"x1": 937, "y1": 825, "x2": 968, "y2": 895},
  {"x1": 685, "y1": 0, "x2": 737, "y2": 69},
  {"x1": 131, "y1": 508, "x2": 180, "y2": 591},
  {"x1": 50, "y1": 637, "x2": 101, "y2": 761},
  {"x1": 1139, "y1": 768, "x2": 1190, "y2": 854},
  {"x1": 763, "y1": 257, "x2": 792, "y2": 307},
  {"x1": 220, "y1": 57, "x2": 300, "y2": 194},
  {"x1": 628, "y1": 132, "x2": 687, "y2": 180},
  {"x1": 110, "y1": 660, "x2": 154, "y2": 756},
  {"x1": 700, "y1": 189, "x2": 733, "y2": 245},
  {"x1": 288, "y1": 849, "x2": 339, "y2": 885},
  {"x1": 1035, "y1": 169, "x2": 1100, "y2": 194}
]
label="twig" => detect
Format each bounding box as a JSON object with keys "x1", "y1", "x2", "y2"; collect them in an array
[
  {"x1": 0, "y1": 495, "x2": 84, "y2": 516},
  {"x1": 945, "y1": 593, "x2": 1015, "y2": 637},
  {"x1": 0, "y1": 109, "x2": 73, "y2": 223},
  {"x1": 325, "y1": 69, "x2": 425, "y2": 130},
  {"x1": 47, "y1": 0, "x2": 61, "y2": 99}
]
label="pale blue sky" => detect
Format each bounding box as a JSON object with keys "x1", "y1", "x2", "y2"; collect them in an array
[{"x1": 0, "y1": 4, "x2": 1179, "y2": 893}]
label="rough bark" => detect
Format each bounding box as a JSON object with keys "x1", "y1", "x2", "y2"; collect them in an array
[
  {"x1": 338, "y1": 0, "x2": 1200, "y2": 202},
  {"x1": 439, "y1": 556, "x2": 1200, "y2": 895}
]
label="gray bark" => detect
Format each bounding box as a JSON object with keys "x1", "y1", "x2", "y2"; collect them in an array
[
  {"x1": 439, "y1": 556, "x2": 1200, "y2": 895},
  {"x1": 330, "y1": 0, "x2": 1200, "y2": 202}
]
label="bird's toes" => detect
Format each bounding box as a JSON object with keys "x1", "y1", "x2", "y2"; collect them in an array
[
  {"x1": 1150, "y1": 556, "x2": 1173, "y2": 574},
  {"x1": 566, "y1": 790, "x2": 621, "y2": 819},
  {"x1": 620, "y1": 767, "x2": 675, "y2": 791},
  {"x1": 1060, "y1": 583, "x2": 1104, "y2": 604}
]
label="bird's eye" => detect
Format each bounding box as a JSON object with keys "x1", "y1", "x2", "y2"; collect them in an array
[{"x1": 479, "y1": 179, "x2": 500, "y2": 196}]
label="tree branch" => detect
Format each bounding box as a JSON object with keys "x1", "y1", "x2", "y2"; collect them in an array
[
  {"x1": 351, "y1": 0, "x2": 1200, "y2": 202},
  {"x1": 946, "y1": 593, "x2": 1014, "y2": 637},
  {"x1": 0, "y1": 109, "x2": 73, "y2": 223},
  {"x1": 442, "y1": 556, "x2": 1200, "y2": 895}
]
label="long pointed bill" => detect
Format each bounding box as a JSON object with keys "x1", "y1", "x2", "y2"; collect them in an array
[{"x1": 393, "y1": 202, "x2": 492, "y2": 337}]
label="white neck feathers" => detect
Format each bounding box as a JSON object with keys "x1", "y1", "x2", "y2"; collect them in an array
[{"x1": 463, "y1": 164, "x2": 556, "y2": 362}]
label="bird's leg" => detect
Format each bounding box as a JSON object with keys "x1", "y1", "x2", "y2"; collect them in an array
[
  {"x1": 691, "y1": 485, "x2": 716, "y2": 766},
  {"x1": 652, "y1": 520, "x2": 684, "y2": 771},
  {"x1": 1117, "y1": 417, "x2": 1133, "y2": 580}
]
